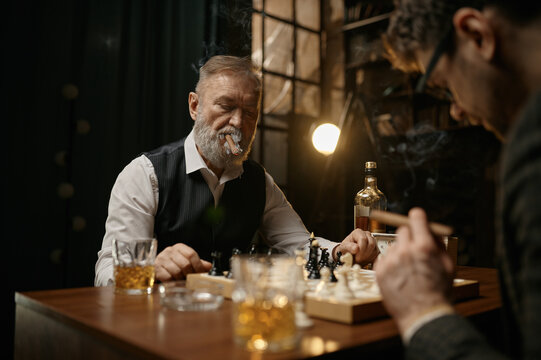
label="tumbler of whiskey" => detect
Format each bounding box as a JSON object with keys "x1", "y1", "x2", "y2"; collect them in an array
[
  {"x1": 231, "y1": 254, "x2": 299, "y2": 352},
  {"x1": 112, "y1": 238, "x2": 157, "y2": 295}
]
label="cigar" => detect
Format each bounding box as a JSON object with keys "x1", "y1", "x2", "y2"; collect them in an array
[
  {"x1": 369, "y1": 210, "x2": 454, "y2": 236},
  {"x1": 225, "y1": 134, "x2": 242, "y2": 155}
]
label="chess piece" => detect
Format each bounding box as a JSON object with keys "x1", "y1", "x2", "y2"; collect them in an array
[
  {"x1": 349, "y1": 264, "x2": 364, "y2": 293},
  {"x1": 335, "y1": 251, "x2": 343, "y2": 266},
  {"x1": 329, "y1": 261, "x2": 338, "y2": 283},
  {"x1": 333, "y1": 266, "x2": 354, "y2": 301},
  {"x1": 293, "y1": 247, "x2": 313, "y2": 328},
  {"x1": 307, "y1": 239, "x2": 321, "y2": 280},
  {"x1": 305, "y1": 233, "x2": 318, "y2": 272},
  {"x1": 295, "y1": 247, "x2": 307, "y2": 280},
  {"x1": 226, "y1": 248, "x2": 241, "y2": 279},
  {"x1": 307, "y1": 264, "x2": 321, "y2": 280},
  {"x1": 306, "y1": 237, "x2": 320, "y2": 279},
  {"x1": 248, "y1": 243, "x2": 257, "y2": 255},
  {"x1": 208, "y1": 251, "x2": 224, "y2": 276},
  {"x1": 318, "y1": 248, "x2": 329, "y2": 270},
  {"x1": 314, "y1": 267, "x2": 332, "y2": 299},
  {"x1": 295, "y1": 302, "x2": 314, "y2": 329},
  {"x1": 340, "y1": 252, "x2": 353, "y2": 268}
]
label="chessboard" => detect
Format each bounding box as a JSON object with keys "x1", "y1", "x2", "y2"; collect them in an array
[
  {"x1": 303, "y1": 267, "x2": 478, "y2": 324},
  {"x1": 185, "y1": 267, "x2": 479, "y2": 324}
]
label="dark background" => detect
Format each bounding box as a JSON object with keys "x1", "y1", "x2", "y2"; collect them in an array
[{"x1": 4, "y1": 0, "x2": 254, "y2": 356}]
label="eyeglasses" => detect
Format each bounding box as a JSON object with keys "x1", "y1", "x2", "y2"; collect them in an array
[{"x1": 415, "y1": 25, "x2": 454, "y2": 100}]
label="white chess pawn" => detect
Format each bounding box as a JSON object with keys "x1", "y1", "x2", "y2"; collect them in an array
[
  {"x1": 333, "y1": 266, "x2": 354, "y2": 301},
  {"x1": 349, "y1": 264, "x2": 364, "y2": 293},
  {"x1": 294, "y1": 279, "x2": 314, "y2": 329},
  {"x1": 292, "y1": 248, "x2": 314, "y2": 328},
  {"x1": 295, "y1": 303, "x2": 314, "y2": 329},
  {"x1": 314, "y1": 267, "x2": 332, "y2": 299}
]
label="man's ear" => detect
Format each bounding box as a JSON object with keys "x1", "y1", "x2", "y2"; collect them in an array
[
  {"x1": 453, "y1": 8, "x2": 496, "y2": 61},
  {"x1": 188, "y1": 92, "x2": 199, "y2": 121}
]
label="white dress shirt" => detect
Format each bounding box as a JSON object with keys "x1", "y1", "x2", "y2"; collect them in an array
[{"x1": 95, "y1": 131, "x2": 339, "y2": 286}]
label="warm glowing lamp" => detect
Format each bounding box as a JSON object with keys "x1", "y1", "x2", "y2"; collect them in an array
[{"x1": 312, "y1": 123, "x2": 341, "y2": 155}]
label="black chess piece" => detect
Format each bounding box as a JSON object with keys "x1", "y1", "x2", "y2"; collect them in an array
[
  {"x1": 336, "y1": 251, "x2": 343, "y2": 266},
  {"x1": 318, "y1": 248, "x2": 329, "y2": 269},
  {"x1": 307, "y1": 242, "x2": 321, "y2": 280},
  {"x1": 330, "y1": 261, "x2": 338, "y2": 283},
  {"x1": 248, "y1": 243, "x2": 257, "y2": 255},
  {"x1": 208, "y1": 251, "x2": 224, "y2": 276},
  {"x1": 306, "y1": 235, "x2": 319, "y2": 272},
  {"x1": 326, "y1": 251, "x2": 334, "y2": 270},
  {"x1": 226, "y1": 248, "x2": 241, "y2": 279},
  {"x1": 308, "y1": 263, "x2": 321, "y2": 280},
  {"x1": 306, "y1": 245, "x2": 314, "y2": 272},
  {"x1": 304, "y1": 233, "x2": 317, "y2": 272}
]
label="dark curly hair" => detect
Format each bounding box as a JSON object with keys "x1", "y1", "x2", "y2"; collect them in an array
[{"x1": 384, "y1": 0, "x2": 541, "y2": 72}]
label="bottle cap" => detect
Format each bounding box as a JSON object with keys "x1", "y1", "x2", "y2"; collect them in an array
[
  {"x1": 365, "y1": 161, "x2": 377, "y2": 175},
  {"x1": 365, "y1": 161, "x2": 377, "y2": 169}
]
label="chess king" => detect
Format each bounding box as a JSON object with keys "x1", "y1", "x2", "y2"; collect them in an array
[{"x1": 94, "y1": 55, "x2": 379, "y2": 286}]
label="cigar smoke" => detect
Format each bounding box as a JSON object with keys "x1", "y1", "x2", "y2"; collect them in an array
[{"x1": 219, "y1": 132, "x2": 243, "y2": 155}]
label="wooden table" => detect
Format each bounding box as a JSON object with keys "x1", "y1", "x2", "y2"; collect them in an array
[{"x1": 14, "y1": 266, "x2": 501, "y2": 359}]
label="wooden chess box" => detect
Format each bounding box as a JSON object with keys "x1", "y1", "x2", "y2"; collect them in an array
[
  {"x1": 186, "y1": 271, "x2": 478, "y2": 324},
  {"x1": 304, "y1": 277, "x2": 478, "y2": 324}
]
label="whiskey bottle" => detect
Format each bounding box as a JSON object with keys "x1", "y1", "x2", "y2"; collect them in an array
[{"x1": 354, "y1": 161, "x2": 387, "y2": 233}]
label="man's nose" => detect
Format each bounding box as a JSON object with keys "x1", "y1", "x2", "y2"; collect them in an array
[{"x1": 229, "y1": 109, "x2": 243, "y2": 128}]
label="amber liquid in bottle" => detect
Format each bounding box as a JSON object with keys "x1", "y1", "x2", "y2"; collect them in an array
[{"x1": 354, "y1": 161, "x2": 387, "y2": 233}]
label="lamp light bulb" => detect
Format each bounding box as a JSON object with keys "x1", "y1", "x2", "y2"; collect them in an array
[{"x1": 312, "y1": 123, "x2": 340, "y2": 155}]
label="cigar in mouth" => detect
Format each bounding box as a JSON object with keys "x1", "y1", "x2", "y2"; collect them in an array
[
  {"x1": 224, "y1": 134, "x2": 243, "y2": 156},
  {"x1": 369, "y1": 210, "x2": 454, "y2": 236}
]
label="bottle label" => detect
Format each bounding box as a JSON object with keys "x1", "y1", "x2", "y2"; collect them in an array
[
  {"x1": 354, "y1": 205, "x2": 370, "y2": 230},
  {"x1": 354, "y1": 205, "x2": 386, "y2": 232},
  {"x1": 354, "y1": 205, "x2": 370, "y2": 217}
]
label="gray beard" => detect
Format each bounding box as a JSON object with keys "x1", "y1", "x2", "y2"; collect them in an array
[{"x1": 192, "y1": 112, "x2": 254, "y2": 170}]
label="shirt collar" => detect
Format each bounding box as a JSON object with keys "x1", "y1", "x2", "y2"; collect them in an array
[{"x1": 184, "y1": 129, "x2": 244, "y2": 183}]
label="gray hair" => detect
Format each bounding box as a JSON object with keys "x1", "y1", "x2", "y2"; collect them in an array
[{"x1": 195, "y1": 55, "x2": 262, "y2": 100}]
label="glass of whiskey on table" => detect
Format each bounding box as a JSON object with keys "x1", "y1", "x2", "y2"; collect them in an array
[
  {"x1": 112, "y1": 238, "x2": 157, "y2": 295},
  {"x1": 231, "y1": 254, "x2": 299, "y2": 352}
]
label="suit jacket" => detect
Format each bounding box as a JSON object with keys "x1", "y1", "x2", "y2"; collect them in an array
[{"x1": 407, "y1": 91, "x2": 541, "y2": 360}]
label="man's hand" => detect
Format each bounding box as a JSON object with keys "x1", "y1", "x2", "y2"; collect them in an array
[
  {"x1": 155, "y1": 243, "x2": 212, "y2": 282},
  {"x1": 374, "y1": 207, "x2": 455, "y2": 335},
  {"x1": 333, "y1": 229, "x2": 379, "y2": 265}
]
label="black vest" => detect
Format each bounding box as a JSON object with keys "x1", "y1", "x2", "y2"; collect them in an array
[{"x1": 144, "y1": 137, "x2": 266, "y2": 262}]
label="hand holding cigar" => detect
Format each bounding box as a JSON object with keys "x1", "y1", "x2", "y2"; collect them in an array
[
  {"x1": 369, "y1": 210, "x2": 453, "y2": 236},
  {"x1": 225, "y1": 134, "x2": 242, "y2": 156}
]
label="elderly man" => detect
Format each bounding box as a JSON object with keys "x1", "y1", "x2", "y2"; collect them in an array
[
  {"x1": 375, "y1": 1, "x2": 541, "y2": 359},
  {"x1": 95, "y1": 55, "x2": 378, "y2": 285}
]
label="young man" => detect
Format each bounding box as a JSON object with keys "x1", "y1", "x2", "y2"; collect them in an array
[
  {"x1": 95, "y1": 55, "x2": 379, "y2": 285},
  {"x1": 375, "y1": 1, "x2": 541, "y2": 358}
]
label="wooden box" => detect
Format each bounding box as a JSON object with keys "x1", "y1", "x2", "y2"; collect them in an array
[{"x1": 304, "y1": 278, "x2": 478, "y2": 324}]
